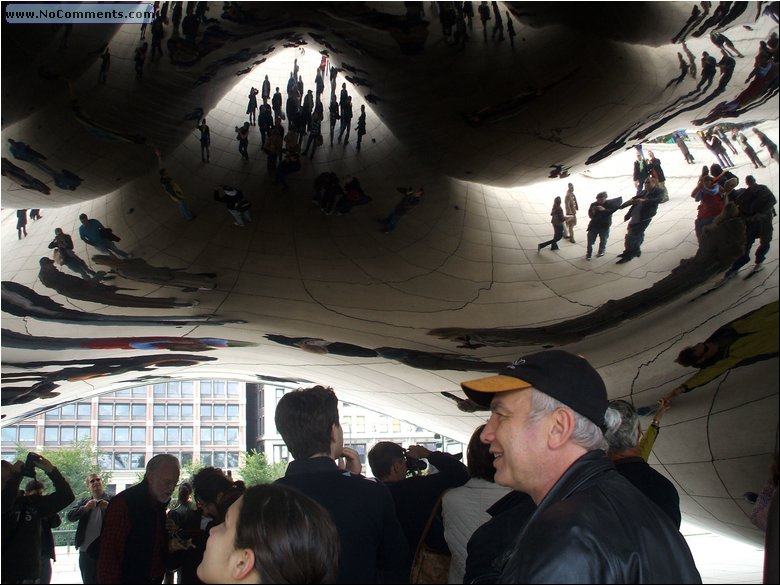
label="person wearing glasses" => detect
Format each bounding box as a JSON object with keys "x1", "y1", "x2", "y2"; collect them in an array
[
  {"x1": 98, "y1": 454, "x2": 181, "y2": 584},
  {"x1": 67, "y1": 473, "x2": 113, "y2": 584}
]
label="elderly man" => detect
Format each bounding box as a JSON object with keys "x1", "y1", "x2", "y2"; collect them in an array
[
  {"x1": 460, "y1": 350, "x2": 701, "y2": 583},
  {"x1": 67, "y1": 473, "x2": 112, "y2": 584},
  {"x1": 97, "y1": 454, "x2": 180, "y2": 584}
]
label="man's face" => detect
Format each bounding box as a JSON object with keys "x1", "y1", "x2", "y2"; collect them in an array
[
  {"x1": 87, "y1": 473, "x2": 105, "y2": 497},
  {"x1": 481, "y1": 389, "x2": 546, "y2": 493},
  {"x1": 147, "y1": 461, "x2": 180, "y2": 504}
]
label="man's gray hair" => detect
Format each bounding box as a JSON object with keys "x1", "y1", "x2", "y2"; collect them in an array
[
  {"x1": 604, "y1": 400, "x2": 640, "y2": 452},
  {"x1": 527, "y1": 389, "x2": 617, "y2": 452},
  {"x1": 146, "y1": 453, "x2": 180, "y2": 475}
]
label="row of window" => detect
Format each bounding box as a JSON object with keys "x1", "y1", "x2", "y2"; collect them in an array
[
  {"x1": 92, "y1": 426, "x2": 240, "y2": 446},
  {"x1": 96, "y1": 451, "x2": 241, "y2": 470}
]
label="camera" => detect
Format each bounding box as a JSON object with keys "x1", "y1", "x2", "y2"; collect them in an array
[
  {"x1": 405, "y1": 453, "x2": 427, "y2": 474},
  {"x1": 22, "y1": 453, "x2": 41, "y2": 478}
]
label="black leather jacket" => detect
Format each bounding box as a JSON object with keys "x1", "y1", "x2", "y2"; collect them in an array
[{"x1": 494, "y1": 450, "x2": 701, "y2": 584}]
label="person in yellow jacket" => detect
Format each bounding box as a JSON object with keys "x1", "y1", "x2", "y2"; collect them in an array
[{"x1": 664, "y1": 300, "x2": 779, "y2": 403}]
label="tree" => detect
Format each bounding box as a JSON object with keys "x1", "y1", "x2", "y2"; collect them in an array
[{"x1": 238, "y1": 449, "x2": 286, "y2": 486}]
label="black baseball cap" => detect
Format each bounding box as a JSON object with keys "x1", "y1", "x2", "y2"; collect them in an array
[{"x1": 460, "y1": 350, "x2": 608, "y2": 428}]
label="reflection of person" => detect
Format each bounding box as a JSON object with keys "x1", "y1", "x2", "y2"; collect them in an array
[
  {"x1": 98, "y1": 454, "x2": 181, "y2": 584},
  {"x1": 78, "y1": 213, "x2": 129, "y2": 258},
  {"x1": 16, "y1": 209, "x2": 28, "y2": 239},
  {"x1": 537, "y1": 196, "x2": 567, "y2": 251},
  {"x1": 196, "y1": 484, "x2": 340, "y2": 584},
  {"x1": 617, "y1": 177, "x2": 662, "y2": 263},
  {"x1": 724, "y1": 176, "x2": 777, "y2": 278},
  {"x1": 274, "y1": 385, "x2": 408, "y2": 583},
  {"x1": 379, "y1": 186, "x2": 425, "y2": 233},
  {"x1": 585, "y1": 192, "x2": 620, "y2": 260},
  {"x1": 459, "y1": 350, "x2": 701, "y2": 583},
  {"x1": 664, "y1": 301, "x2": 779, "y2": 403},
  {"x1": 26, "y1": 479, "x2": 62, "y2": 585},
  {"x1": 563, "y1": 183, "x2": 578, "y2": 242},
  {"x1": 67, "y1": 473, "x2": 112, "y2": 584},
  {"x1": 49, "y1": 228, "x2": 98, "y2": 280}
]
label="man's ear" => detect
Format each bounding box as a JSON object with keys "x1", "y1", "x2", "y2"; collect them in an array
[
  {"x1": 231, "y1": 548, "x2": 256, "y2": 581},
  {"x1": 547, "y1": 407, "x2": 575, "y2": 449}
]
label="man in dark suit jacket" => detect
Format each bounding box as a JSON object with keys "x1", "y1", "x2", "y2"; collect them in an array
[{"x1": 66, "y1": 473, "x2": 112, "y2": 584}]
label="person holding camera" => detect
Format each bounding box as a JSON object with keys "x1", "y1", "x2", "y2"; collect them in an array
[
  {"x1": 274, "y1": 385, "x2": 408, "y2": 583},
  {"x1": 1, "y1": 453, "x2": 75, "y2": 584},
  {"x1": 67, "y1": 473, "x2": 113, "y2": 584},
  {"x1": 368, "y1": 441, "x2": 469, "y2": 578}
]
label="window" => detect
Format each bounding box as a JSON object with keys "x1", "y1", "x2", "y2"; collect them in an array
[
  {"x1": 227, "y1": 405, "x2": 239, "y2": 420},
  {"x1": 132, "y1": 386, "x2": 147, "y2": 397},
  {"x1": 98, "y1": 427, "x2": 113, "y2": 445},
  {"x1": 347, "y1": 443, "x2": 367, "y2": 465},
  {"x1": 130, "y1": 453, "x2": 145, "y2": 469},
  {"x1": 45, "y1": 409, "x2": 60, "y2": 420},
  {"x1": 61, "y1": 404, "x2": 76, "y2": 419},
  {"x1": 200, "y1": 405, "x2": 212, "y2": 420},
  {"x1": 114, "y1": 453, "x2": 129, "y2": 469},
  {"x1": 275, "y1": 388, "x2": 286, "y2": 403},
  {"x1": 392, "y1": 419, "x2": 401, "y2": 433},
  {"x1": 98, "y1": 404, "x2": 113, "y2": 419},
  {"x1": 76, "y1": 427, "x2": 91, "y2": 441},
  {"x1": 132, "y1": 404, "x2": 146, "y2": 419},
  {"x1": 181, "y1": 404, "x2": 193, "y2": 420},
  {"x1": 213, "y1": 452, "x2": 226, "y2": 467},
  {"x1": 227, "y1": 452, "x2": 239, "y2": 468},
  {"x1": 200, "y1": 452, "x2": 213, "y2": 466},
  {"x1": 342, "y1": 416, "x2": 352, "y2": 432},
  {"x1": 213, "y1": 427, "x2": 226, "y2": 444},
  {"x1": 114, "y1": 389, "x2": 131, "y2": 397},
  {"x1": 114, "y1": 427, "x2": 129, "y2": 445},
  {"x1": 181, "y1": 452, "x2": 193, "y2": 466},
  {"x1": 356, "y1": 416, "x2": 366, "y2": 433},
  {"x1": 200, "y1": 428, "x2": 212, "y2": 444},
  {"x1": 18, "y1": 427, "x2": 35, "y2": 444},
  {"x1": 167, "y1": 427, "x2": 180, "y2": 445},
  {"x1": 213, "y1": 381, "x2": 226, "y2": 396},
  {"x1": 153, "y1": 427, "x2": 165, "y2": 445},
  {"x1": 213, "y1": 404, "x2": 225, "y2": 419},
  {"x1": 98, "y1": 453, "x2": 112, "y2": 470},
  {"x1": 153, "y1": 383, "x2": 167, "y2": 397},
  {"x1": 273, "y1": 445, "x2": 289, "y2": 461},
  {"x1": 227, "y1": 427, "x2": 239, "y2": 445},
  {"x1": 44, "y1": 427, "x2": 59, "y2": 445},
  {"x1": 181, "y1": 381, "x2": 194, "y2": 398},
  {"x1": 259, "y1": 416, "x2": 264, "y2": 436},
  {"x1": 115, "y1": 404, "x2": 130, "y2": 419},
  {"x1": 200, "y1": 381, "x2": 212, "y2": 397},
  {"x1": 167, "y1": 382, "x2": 180, "y2": 398},
  {"x1": 1, "y1": 428, "x2": 16, "y2": 443},
  {"x1": 378, "y1": 419, "x2": 388, "y2": 433},
  {"x1": 153, "y1": 405, "x2": 166, "y2": 420},
  {"x1": 227, "y1": 381, "x2": 239, "y2": 396},
  {"x1": 181, "y1": 427, "x2": 193, "y2": 444},
  {"x1": 167, "y1": 404, "x2": 180, "y2": 420},
  {"x1": 60, "y1": 427, "x2": 75, "y2": 444},
  {"x1": 131, "y1": 427, "x2": 145, "y2": 445},
  {"x1": 77, "y1": 403, "x2": 91, "y2": 419}
]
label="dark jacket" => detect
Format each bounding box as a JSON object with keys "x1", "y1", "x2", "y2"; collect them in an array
[
  {"x1": 614, "y1": 456, "x2": 681, "y2": 528},
  {"x1": 97, "y1": 479, "x2": 170, "y2": 584},
  {"x1": 494, "y1": 451, "x2": 701, "y2": 584},
  {"x1": 384, "y1": 452, "x2": 469, "y2": 576},
  {"x1": 67, "y1": 492, "x2": 113, "y2": 550},
  {"x1": 1, "y1": 468, "x2": 75, "y2": 582},
  {"x1": 276, "y1": 457, "x2": 409, "y2": 584}
]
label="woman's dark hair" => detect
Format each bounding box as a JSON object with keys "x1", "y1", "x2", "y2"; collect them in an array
[
  {"x1": 192, "y1": 467, "x2": 232, "y2": 505},
  {"x1": 466, "y1": 424, "x2": 496, "y2": 481},
  {"x1": 235, "y1": 484, "x2": 340, "y2": 584}
]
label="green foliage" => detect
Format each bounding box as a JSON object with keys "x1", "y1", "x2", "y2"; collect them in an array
[
  {"x1": 181, "y1": 460, "x2": 204, "y2": 483},
  {"x1": 238, "y1": 449, "x2": 286, "y2": 486}
]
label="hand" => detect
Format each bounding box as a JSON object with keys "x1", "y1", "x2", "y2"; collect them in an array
[
  {"x1": 336, "y1": 447, "x2": 362, "y2": 474},
  {"x1": 406, "y1": 445, "x2": 432, "y2": 459},
  {"x1": 97, "y1": 499, "x2": 109, "y2": 510},
  {"x1": 85, "y1": 499, "x2": 97, "y2": 511},
  {"x1": 169, "y1": 536, "x2": 194, "y2": 552},
  {"x1": 34, "y1": 454, "x2": 54, "y2": 474}
]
